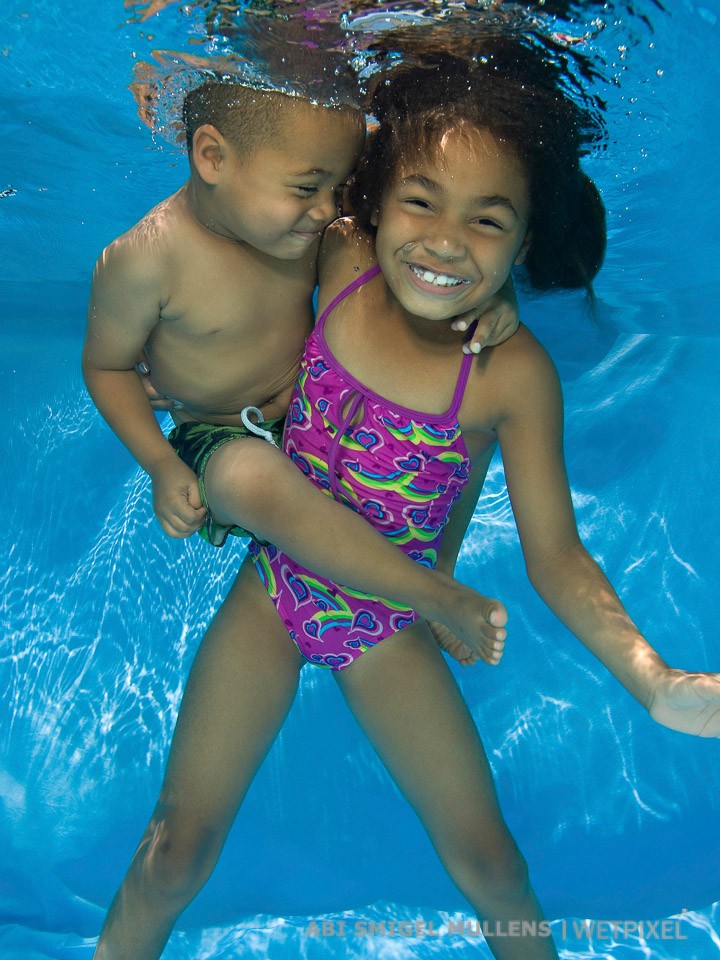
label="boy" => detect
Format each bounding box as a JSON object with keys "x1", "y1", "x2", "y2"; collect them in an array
[{"x1": 83, "y1": 81, "x2": 516, "y2": 649}]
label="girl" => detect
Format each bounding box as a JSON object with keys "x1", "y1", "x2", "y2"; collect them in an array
[{"x1": 94, "y1": 50, "x2": 720, "y2": 960}]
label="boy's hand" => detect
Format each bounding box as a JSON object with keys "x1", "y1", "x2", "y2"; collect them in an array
[
  {"x1": 136, "y1": 361, "x2": 176, "y2": 412},
  {"x1": 647, "y1": 669, "x2": 720, "y2": 738},
  {"x1": 150, "y1": 457, "x2": 206, "y2": 538},
  {"x1": 451, "y1": 276, "x2": 520, "y2": 355}
]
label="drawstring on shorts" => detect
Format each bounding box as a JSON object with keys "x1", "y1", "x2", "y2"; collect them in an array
[{"x1": 240, "y1": 406, "x2": 280, "y2": 447}]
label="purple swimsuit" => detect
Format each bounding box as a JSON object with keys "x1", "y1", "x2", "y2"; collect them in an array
[{"x1": 250, "y1": 265, "x2": 473, "y2": 669}]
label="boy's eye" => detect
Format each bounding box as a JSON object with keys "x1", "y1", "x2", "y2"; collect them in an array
[
  {"x1": 295, "y1": 185, "x2": 318, "y2": 196},
  {"x1": 473, "y1": 217, "x2": 503, "y2": 229}
]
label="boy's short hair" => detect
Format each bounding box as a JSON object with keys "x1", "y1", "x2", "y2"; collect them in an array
[{"x1": 182, "y1": 82, "x2": 301, "y2": 156}]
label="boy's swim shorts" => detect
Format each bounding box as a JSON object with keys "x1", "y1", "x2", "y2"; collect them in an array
[{"x1": 168, "y1": 413, "x2": 285, "y2": 547}]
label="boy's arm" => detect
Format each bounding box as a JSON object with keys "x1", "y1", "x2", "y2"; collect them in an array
[
  {"x1": 496, "y1": 332, "x2": 720, "y2": 737},
  {"x1": 452, "y1": 276, "x2": 520, "y2": 355},
  {"x1": 83, "y1": 241, "x2": 205, "y2": 537}
]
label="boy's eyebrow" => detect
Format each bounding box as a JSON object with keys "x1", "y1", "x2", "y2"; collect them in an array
[
  {"x1": 399, "y1": 175, "x2": 519, "y2": 219},
  {"x1": 288, "y1": 167, "x2": 335, "y2": 178}
]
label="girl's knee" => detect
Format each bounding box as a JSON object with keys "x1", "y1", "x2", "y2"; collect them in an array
[
  {"x1": 205, "y1": 438, "x2": 278, "y2": 510},
  {"x1": 441, "y1": 823, "x2": 532, "y2": 904},
  {"x1": 135, "y1": 809, "x2": 223, "y2": 905}
]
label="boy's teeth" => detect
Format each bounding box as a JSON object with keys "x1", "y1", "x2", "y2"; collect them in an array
[{"x1": 410, "y1": 264, "x2": 464, "y2": 287}]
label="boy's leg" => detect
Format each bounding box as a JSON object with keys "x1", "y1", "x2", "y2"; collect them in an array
[
  {"x1": 203, "y1": 439, "x2": 506, "y2": 665},
  {"x1": 334, "y1": 625, "x2": 559, "y2": 960},
  {"x1": 93, "y1": 559, "x2": 303, "y2": 960}
]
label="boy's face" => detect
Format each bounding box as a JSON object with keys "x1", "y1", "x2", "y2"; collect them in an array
[
  {"x1": 205, "y1": 104, "x2": 364, "y2": 259},
  {"x1": 374, "y1": 126, "x2": 531, "y2": 323}
]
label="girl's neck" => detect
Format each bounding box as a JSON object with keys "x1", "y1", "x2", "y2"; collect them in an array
[{"x1": 378, "y1": 272, "x2": 470, "y2": 351}]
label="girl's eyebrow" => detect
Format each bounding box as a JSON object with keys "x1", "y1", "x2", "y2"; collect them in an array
[
  {"x1": 399, "y1": 174, "x2": 438, "y2": 192},
  {"x1": 473, "y1": 195, "x2": 520, "y2": 220}
]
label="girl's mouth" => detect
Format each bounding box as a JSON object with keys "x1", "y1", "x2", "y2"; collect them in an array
[{"x1": 406, "y1": 262, "x2": 471, "y2": 293}]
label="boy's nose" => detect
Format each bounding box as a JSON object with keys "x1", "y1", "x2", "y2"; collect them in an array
[{"x1": 308, "y1": 190, "x2": 339, "y2": 224}]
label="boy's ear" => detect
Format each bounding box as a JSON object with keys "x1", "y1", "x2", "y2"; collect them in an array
[
  {"x1": 370, "y1": 208, "x2": 379, "y2": 227},
  {"x1": 192, "y1": 124, "x2": 226, "y2": 184},
  {"x1": 514, "y1": 231, "x2": 532, "y2": 266}
]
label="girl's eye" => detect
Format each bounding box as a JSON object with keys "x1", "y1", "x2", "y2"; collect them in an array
[
  {"x1": 296, "y1": 186, "x2": 318, "y2": 197},
  {"x1": 404, "y1": 197, "x2": 432, "y2": 210}
]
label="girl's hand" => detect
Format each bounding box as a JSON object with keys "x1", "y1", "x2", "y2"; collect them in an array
[
  {"x1": 451, "y1": 276, "x2": 520, "y2": 355},
  {"x1": 427, "y1": 621, "x2": 481, "y2": 667},
  {"x1": 647, "y1": 669, "x2": 720, "y2": 738}
]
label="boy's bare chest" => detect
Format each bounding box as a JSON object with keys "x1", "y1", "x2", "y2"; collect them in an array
[{"x1": 161, "y1": 240, "x2": 315, "y2": 343}]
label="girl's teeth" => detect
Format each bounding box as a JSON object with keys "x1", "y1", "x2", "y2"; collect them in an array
[{"x1": 412, "y1": 265, "x2": 463, "y2": 287}]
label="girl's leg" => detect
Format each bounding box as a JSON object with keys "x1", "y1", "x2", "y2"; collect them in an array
[
  {"x1": 204, "y1": 440, "x2": 506, "y2": 665},
  {"x1": 334, "y1": 624, "x2": 559, "y2": 960},
  {"x1": 93, "y1": 559, "x2": 304, "y2": 960}
]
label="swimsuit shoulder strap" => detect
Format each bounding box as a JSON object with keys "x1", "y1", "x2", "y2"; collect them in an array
[
  {"x1": 447, "y1": 319, "x2": 482, "y2": 419},
  {"x1": 315, "y1": 264, "x2": 382, "y2": 333},
  {"x1": 448, "y1": 350, "x2": 475, "y2": 419}
]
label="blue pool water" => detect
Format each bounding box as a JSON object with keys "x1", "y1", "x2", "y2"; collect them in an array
[{"x1": 2, "y1": 0, "x2": 720, "y2": 957}]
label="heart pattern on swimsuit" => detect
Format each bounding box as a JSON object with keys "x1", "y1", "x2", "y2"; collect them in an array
[
  {"x1": 285, "y1": 571, "x2": 310, "y2": 605},
  {"x1": 354, "y1": 430, "x2": 381, "y2": 451}
]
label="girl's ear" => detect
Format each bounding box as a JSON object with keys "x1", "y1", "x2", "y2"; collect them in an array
[
  {"x1": 515, "y1": 231, "x2": 532, "y2": 266},
  {"x1": 191, "y1": 124, "x2": 226, "y2": 185}
]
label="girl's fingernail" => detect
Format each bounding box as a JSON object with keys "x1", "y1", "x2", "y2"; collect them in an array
[
  {"x1": 462, "y1": 344, "x2": 471, "y2": 355},
  {"x1": 471, "y1": 342, "x2": 482, "y2": 354}
]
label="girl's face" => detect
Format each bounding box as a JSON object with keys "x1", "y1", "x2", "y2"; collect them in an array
[{"x1": 373, "y1": 126, "x2": 531, "y2": 322}]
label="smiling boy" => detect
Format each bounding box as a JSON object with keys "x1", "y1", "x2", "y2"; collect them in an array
[{"x1": 84, "y1": 84, "x2": 362, "y2": 535}]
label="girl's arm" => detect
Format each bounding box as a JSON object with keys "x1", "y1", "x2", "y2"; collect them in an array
[
  {"x1": 436, "y1": 449, "x2": 495, "y2": 578},
  {"x1": 495, "y1": 331, "x2": 720, "y2": 737},
  {"x1": 429, "y1": 452, "x2": 496, "y2": 665}
]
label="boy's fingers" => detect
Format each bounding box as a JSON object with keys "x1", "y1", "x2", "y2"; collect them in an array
[
  {"x1": 462, "y1": 313, "x2": 499, "y2": 354},
  {"x1": 186, "y1": 485, "x2": 204, "y2": 511}
]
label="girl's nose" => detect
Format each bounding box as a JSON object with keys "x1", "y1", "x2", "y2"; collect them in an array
[{"x1": 422, "y1": 227, "x2": 466, "y2": 262}]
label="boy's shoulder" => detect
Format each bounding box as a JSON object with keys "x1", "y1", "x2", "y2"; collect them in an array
[
  {"x1": 93, "y1": 188, "x2": 193, "y2": 295},
  {"x1": 318, "y1": 217, "x2": 375, "y2": 280}
]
